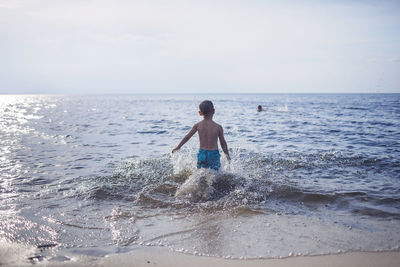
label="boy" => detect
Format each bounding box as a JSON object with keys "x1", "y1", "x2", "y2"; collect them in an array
[{"x1": 172, "y1": 100, "x2": 230, "y2": 171}]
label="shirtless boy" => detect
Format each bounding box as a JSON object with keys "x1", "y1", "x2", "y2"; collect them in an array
[{"x1": 172, "y1": 100, "x2": 230, "y2": 170}]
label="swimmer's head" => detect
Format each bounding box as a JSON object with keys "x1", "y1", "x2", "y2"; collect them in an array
[
  {"x1": 199, "y1": 100, "x2": 214, "y2": 116},
  {"x1": 257, "y1": 105, "x2": 262, "y2": 112}
]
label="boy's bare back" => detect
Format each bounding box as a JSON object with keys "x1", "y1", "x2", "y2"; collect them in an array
[{"x1": 195, "y1": 119, "x2": 222, "y2": 151}]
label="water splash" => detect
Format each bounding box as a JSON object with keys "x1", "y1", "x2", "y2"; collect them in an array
[{"x1": 277, "y1": 104, "x2": 288, "y2": 112}]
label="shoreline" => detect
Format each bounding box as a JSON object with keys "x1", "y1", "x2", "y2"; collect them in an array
[
  {"x1": 95, "y1": 249, "x2": 400, "y2": 267},
  {"x1": 6, "y1": 246, "x2": 398, "y2": 267}
]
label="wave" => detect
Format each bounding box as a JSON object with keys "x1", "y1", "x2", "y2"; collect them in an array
[{"x1": 72, "y1": 150, "x2": 399, "y2": 218}]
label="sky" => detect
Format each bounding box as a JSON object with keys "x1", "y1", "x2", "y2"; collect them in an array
[{"x1": 0, "y1": 0, "x2": 399, "y2": 94}]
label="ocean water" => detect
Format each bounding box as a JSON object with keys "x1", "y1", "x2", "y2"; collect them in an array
[{"x1": 0, "y1": 94, "x2": 399, "y2": 262}]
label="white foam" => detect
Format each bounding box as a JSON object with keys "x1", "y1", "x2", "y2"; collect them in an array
[
  {"x1": 0, "y1": 241, "x2": 35, "y2": 266},
  {"x1": 175, "y1": 168, "x2": 217, "y2": 202},
  {"x1": 171, "y1": 148, "x2": 197, "y2": 175},
  {"x1": 277, "y1": 104, "x2": 288, "y2": 112}
]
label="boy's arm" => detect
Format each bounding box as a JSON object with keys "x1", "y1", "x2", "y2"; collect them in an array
[
  {"x1": 172, "y1": 124, "x2": 198, "y2": 153},
  {"x1": 218, "y1": 126, "x2": 231, "y2": 161}
]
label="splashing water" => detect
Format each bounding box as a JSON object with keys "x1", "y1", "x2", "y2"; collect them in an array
[
  {"x1": 277, "y1": 104, "x2": 289, "y2": 112},
  {"x1": 86, "y1": 149, "x2": 400, "y2": 258}
]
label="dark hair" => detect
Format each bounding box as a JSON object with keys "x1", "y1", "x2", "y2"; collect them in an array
[{"x1": 199, "y1": 100, "x2": 214, "y2": 115}]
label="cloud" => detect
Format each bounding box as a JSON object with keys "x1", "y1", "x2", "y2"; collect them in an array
[
  {"x1": 0, "y1": 0, "x2": 22, "y2": 9},
  {"x1": 388, "y1": 57, "x2": 400, "y2": 63}
]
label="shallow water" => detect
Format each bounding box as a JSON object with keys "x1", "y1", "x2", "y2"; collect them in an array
[{"x1": 0, "y1": 94, "x2": 399, "y2": 262}]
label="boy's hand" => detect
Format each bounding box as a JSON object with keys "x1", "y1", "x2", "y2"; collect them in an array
[{"x1": 171, "y1": 147, "x2": 179, "y2": 153}]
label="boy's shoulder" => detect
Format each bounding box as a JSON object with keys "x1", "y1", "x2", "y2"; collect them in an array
[{"x1": 196, "y1": 119, "x2": 222, "y2": 129}]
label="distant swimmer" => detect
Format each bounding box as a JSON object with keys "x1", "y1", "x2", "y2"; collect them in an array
[
  {"x1": 172, "y1": 100, "x2": 231, "y2": 171},
  {"x1": 257, "y1": 105, "x2": 263, "y2": 112}
]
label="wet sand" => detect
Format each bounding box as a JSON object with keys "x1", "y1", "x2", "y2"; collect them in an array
[
  {"x1": 8, "y1": 247, "x2": 398, "y2": 267},
  {"x1": 94, "y1": 249, "x2": 400, "y2": 267}
]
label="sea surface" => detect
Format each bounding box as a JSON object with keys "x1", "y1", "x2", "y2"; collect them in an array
[{"x1": 0, "y1": 94, "x2": 399, "y2": 263}]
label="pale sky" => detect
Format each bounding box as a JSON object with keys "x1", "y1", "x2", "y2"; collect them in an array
[{"x1": 0, "y1": 0, "x2": 399, "y2": 94}]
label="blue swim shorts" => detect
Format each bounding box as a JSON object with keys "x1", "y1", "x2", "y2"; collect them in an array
[{"x1": 197, "y1": 149, "x2": 221, "y2": 171}]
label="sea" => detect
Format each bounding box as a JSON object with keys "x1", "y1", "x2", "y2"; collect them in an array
[{"x1": 0, "y1": 94, "x2": 399, "y2": 263}]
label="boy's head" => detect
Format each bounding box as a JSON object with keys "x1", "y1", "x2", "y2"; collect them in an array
[{"x1": 199, "y1": 100, "x2": 214, "y2": 116}]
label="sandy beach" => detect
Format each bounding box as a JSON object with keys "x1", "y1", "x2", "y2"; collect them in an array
[
  {"x1": 89, "y1": 249, "x2": 400, "y2": 267},
  {"x1": 3, "y1": 246, "x2": 398, "y2": 267}
]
